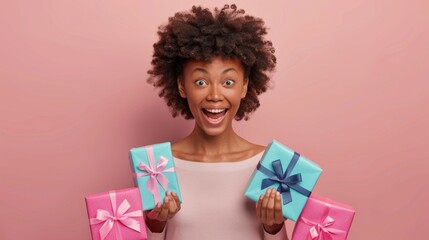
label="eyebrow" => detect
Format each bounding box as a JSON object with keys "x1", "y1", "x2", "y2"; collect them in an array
[{"x1": 192, "y1": 67, "x2": 237, "y2": 74}]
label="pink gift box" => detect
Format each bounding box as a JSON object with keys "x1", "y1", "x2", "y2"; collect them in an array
[
  {"x1": 292, "y1": 194, "x2": 355, "y2": 240},
  {"x1": 85, "y1": 188, "x2": 147, "y2": 240}
]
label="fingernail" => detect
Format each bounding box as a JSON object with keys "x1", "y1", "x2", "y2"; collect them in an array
[
  {"x1": 172, "y1": 192, "x2": 177, "y2": 197},
  {"x1": 276, "y1": 192, "x2": 280, "y2": 197}
]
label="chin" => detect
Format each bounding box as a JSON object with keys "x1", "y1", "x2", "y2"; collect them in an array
[
  {"x1": 194, "y1": 117, "x2": 233, "y2": 137},
  {"x1": 201, "y1": 127, "x2": 228, "y2": 137}
]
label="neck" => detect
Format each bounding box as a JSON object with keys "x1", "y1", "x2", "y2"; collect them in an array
[{"x1": 186, "y1": 123, "x2": 245, "y2": 156}]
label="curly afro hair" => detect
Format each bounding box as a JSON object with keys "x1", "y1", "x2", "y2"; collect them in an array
[{"x1": 147, "y1": 4, "x2": 276, "y2": 120}]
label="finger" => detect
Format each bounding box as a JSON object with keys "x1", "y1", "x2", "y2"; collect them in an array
[
  {"x1": 172, "y1": 192, "x2": 181, "y2": 211},
  {"x1": 158, "y1": 197, "x2": 170, "y2": 220},
  {"x1": 146, "y1": 203, "x2": 162, "y2": 220},
  {"x1": 274, "y1": 191, "x2": 284, "y2": 224},
  {"x1": 256, "y1": 195, "x2": 263, "y2": 219},
  {"x1": 261, "y1": 188, "x2": 271, "y2": 223},
  {"x1": 167, "y1": 193, "x2": 178, "y2": 215},
  {"x1": 266, "y1": 188, "x2": 276, "y2": 225}
]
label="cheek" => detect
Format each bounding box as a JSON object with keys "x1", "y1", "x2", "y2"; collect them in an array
[
  {"x1": 184, "y1": 91, "x2": 203, "y2": 108},
  {"x1": 226, "y1": 90, "x2": 244, "y2": 106}
]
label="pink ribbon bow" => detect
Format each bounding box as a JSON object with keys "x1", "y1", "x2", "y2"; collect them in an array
[
  {"x1": 134, "y1": 146, "x2": 175, "y2": 204},
  {"x1": 90, "y1": 191, "x2": 143, "y2": 240},
  {"x1": 301, "y1": 203, "x2": 345, "y2": 240}
]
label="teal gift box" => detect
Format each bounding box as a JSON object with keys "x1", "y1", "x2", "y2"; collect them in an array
[
  {"x1": 245, "y1": 140, "x2": 322, "y2": 221},
  {"x1": 130, "y1": 142, "x2": 182, "y2": 211}
]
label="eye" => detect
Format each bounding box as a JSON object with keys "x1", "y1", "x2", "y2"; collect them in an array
[
  {"x1": 194, "y1": 79, "x2": 207, "y2": 86},
  {"x1": 223, "y1": 79, "x2": 235, "y2": 86}
]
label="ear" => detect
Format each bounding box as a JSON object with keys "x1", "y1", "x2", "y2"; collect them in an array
[
  {"x1": 177, "y1": 78, "x2": 187, "y2": 98},
  {"x1": 241, "y1": 77, "x2": 249, "y2": 99}
]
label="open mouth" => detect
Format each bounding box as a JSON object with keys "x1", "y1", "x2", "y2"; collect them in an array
[{"x1": 202, "y1": 108, "x2": 228, "y2": 124}]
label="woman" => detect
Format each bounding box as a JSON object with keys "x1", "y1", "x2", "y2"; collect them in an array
[{"x1": 145, "y1": 4, "x2": 288, "y2": 240}]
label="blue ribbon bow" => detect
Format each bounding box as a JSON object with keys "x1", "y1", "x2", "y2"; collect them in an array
[{"x1": 257, "y1": 152, "x2": 311, "y2": 205}]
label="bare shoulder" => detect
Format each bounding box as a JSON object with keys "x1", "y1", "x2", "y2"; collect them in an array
[
  {"x1": 232, "y1": 139, "x2": 265, "y2": 161},
  {"x1": 246, "y1": 142, "x2": 266, "y2": 158},
  {"x1": 171, "y1": 138, "x2": 202, "y2": 161},
  {"x1": 171, "y1": 139, "x2": 189, "y2": 158},
  {"x1": 171, "y1": 137, "x2": 266, "y2": 162}
]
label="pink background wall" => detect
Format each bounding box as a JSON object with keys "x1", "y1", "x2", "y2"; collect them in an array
[{"x1": 1, "y1": 0, "x2": 428, "y2": 239}]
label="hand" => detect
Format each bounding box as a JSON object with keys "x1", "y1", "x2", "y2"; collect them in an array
[
  {"x1": 144, "y1": 191, "x2": 181, "y2": 232},
  {"x1": 256, "y1": 188, "x2": 286, "y2": 234}
]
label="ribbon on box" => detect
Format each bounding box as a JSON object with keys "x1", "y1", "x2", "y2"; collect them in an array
[
  {"x1": 90, "y1": 191, "x2": 143, "y2": 240},
  {"x1": 301, "y1": 203, "x2": 345, "y2": 240},
  {"x1": 257, "y1": 152, "x2": 311, "y2": 205},
  {"x1": 134, "y1": 146, "x2": 175, "y2": 204}
]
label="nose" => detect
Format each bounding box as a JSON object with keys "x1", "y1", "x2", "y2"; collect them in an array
[{"x1": 206, "y1": 84, "x2": 224, "y2": 102}]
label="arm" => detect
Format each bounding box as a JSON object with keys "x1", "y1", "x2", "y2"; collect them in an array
[
  {"x1": 145, "y1": 191, "x2": 181, "y2": 239},
  {"x1": 257, "y1": 188, "x2": 289, "y2": 240}
]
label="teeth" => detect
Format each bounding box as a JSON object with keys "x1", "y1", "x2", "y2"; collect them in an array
[{"x1": 205, "y1": 108, "x2": 226, "y2": 113}]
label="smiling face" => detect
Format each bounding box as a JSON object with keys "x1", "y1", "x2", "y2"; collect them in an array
[{"x1": 178, "y1": 57, "x2": 248, "y2": 137}]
